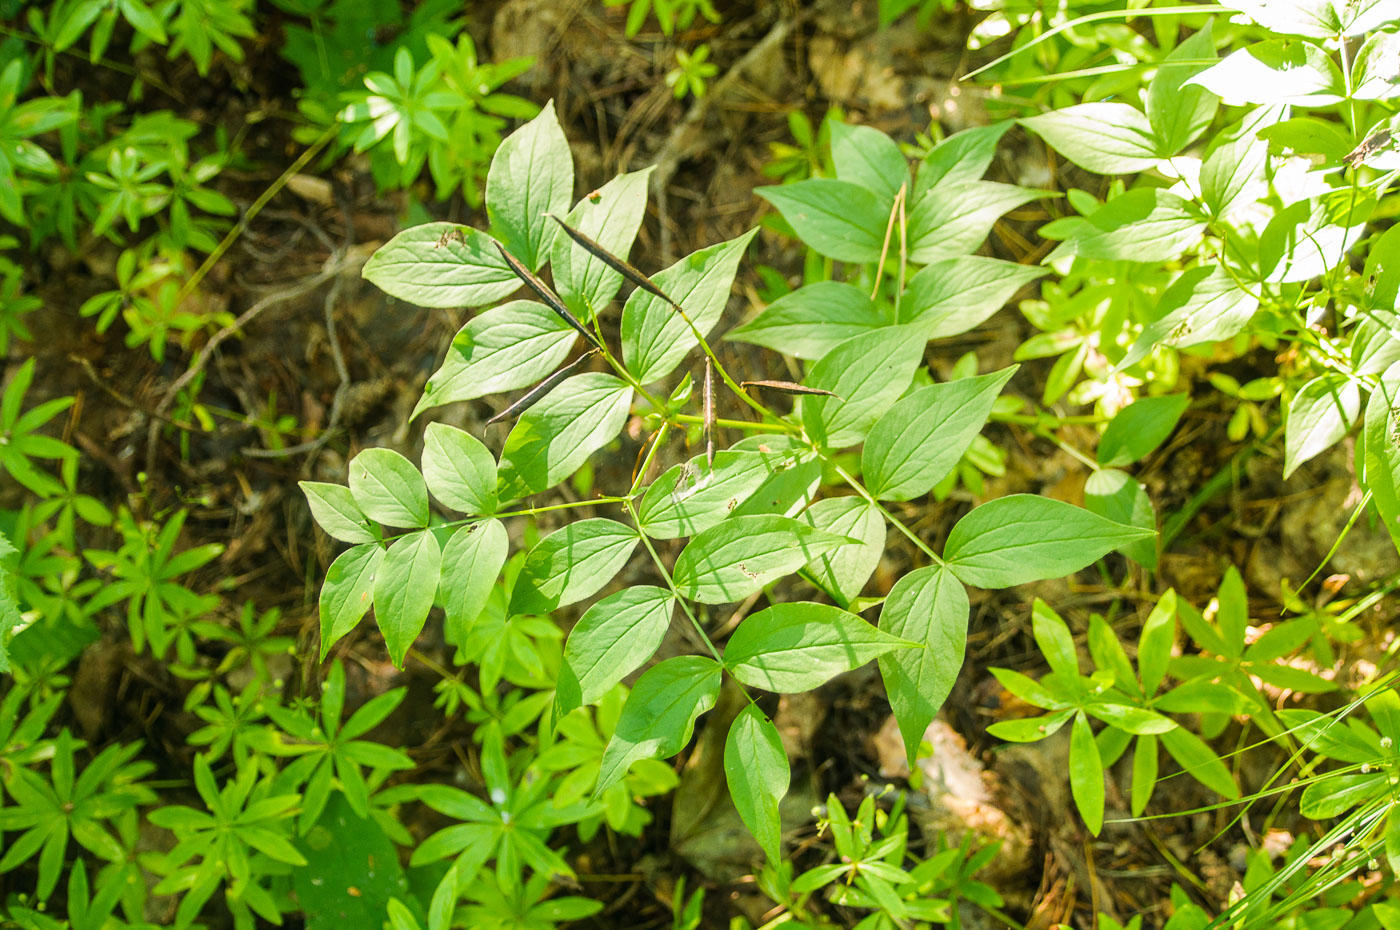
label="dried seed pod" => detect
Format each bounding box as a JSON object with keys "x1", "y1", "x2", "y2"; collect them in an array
[
  {"x1": 486, "y1": 350, "x2": 600, "y2": 427},
  {"x1": 703, "y1": 357, "x2": 715, "y2": 469},
  {"x1": 495, "y1": 242, "x2": 604, "y2": 352},
  {"x1": 740, "y1": 380, "x2": 842, "y2": 399},
  {"x1": 546, "y1": 213, "x2": 681, "y2": 310}
]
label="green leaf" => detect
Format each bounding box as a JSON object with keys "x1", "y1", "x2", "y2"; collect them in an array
[
  {"x1": 621, "y1": 229, "x2": 757, "y2": 384},
  {"x1": 798, "y1": 497, "x2": 885, "y2": 606},
  {"x1": 1146, "y1": 23, "x2": 1219, "y2": 157},
  {"x1": 1031, "y1": 599, "x2": 1078, "y2": 678},
  {"x1": 319, "y1": 544, "x2": 384, "y2": 659},
  {"x1": 1097, "y1": 394, "x2": 1190, "y2": 468},
  {"x1": 1051, "y1": 189, "x2": 1205, "y2": 263},
  {"x1": 1362, "y1": 361, "x2": 1400, "y2": 555},
  {"x1": 551, "y1": 167, "x2": 653, "y2": 315},
  {"x1": 944, "y1": 494, "x2": 1155, "y2": 588},
  {"x1": 756, "y1": 179, "x2": 890, "y2": 263},
  {"x1": 863, "y1": 366, "x2": 1017, "y2": 501},
  {"x1": 557, "y1": 586, "x2": 676, "y2": 716},
  {"x1": 422, "y1": 423, "x2": 497, "y2": 515},
  {"x1": 1159, "y1": 726, "x2": 1240, "y2": 799},
  {"x1": 877, "y1": 566, "x2": 969, "y2": 760},
  {"x1": 728, "y1": 435, "x2": 822, "y2": 519},
  {"x1": 801, "y1": 326, "x2": 926, "y2": 449},
  {"x1": 724, "y1": 602, "x2": 911, "y2": 692},
  {"x1": 637, "y1": 450, "x2": 781, "y2": 539},
  {"x1": 439, "y1": 520, "x2": 507, "y2": 640},
  {"x1": 374, "y1": 530, "x2": 442, "y2": 668},
  {"x1": 496, "y1": 373, "x2": 633, "y2": 501},
  {"x1": 1284, "y1": 374, "x2": 1360, "y2": 478},
  {"x1": 486, "y1": 100, "x2": 574, "y2": 269},
  {"x1": 1120, "y1": 266, "x2": 1258, "y2": 369},
  {"x1": 901, "y1": 257, "x2": 1048, "y2": 340},
  {"x1": 724, "y1": 704, "x2": 789, "y2": 864},
  {"x1": 414, "y1": 301, "x2": 576, "y2": 419},
  {"x1": 1021, "y1": 104, "x2": 1160, "y2": 173},
  {"x1": 1354, "y1": 30, "x2": 1400, "y2": 101},
  {"x1": 300, "y1": 482, "x2": 377, "y2": 544},
  {"x1": 349, "y1": 448, "x2": 429, "y2": 529},
  {"x1": 1259, "y1": 199, "x2": 1364, "y2": 284},
  {"x1": 1188, "y1": 39, "x2": 1344, "y2": 107},
  {"x1": 1131, "y1": 734, "x2": 1159, "y2": 816},
  {"x1": 362, "y1": 223, "x2": 519, "y2": 309},
  {"x1": 509, "y1": 518, "x2": 639, "y2": 615},
  {"x1": 1084, "y1": 470, "x2": 1158, "y2": 570},
  {"x1": 830, "y1": 122, "x2": 908, "y2": 203},
  {"x1": 907, "y1": 181, "x2": 1046, "y2": 262},
  {"x1": 672, "y1": 515, "x2": 849, "y2": 604},
  {"x1": 1138, "y1": 592, "x2": 1177, "y2": 696},
  {"x1": 596, "y1": 656, "x2": 721, "y2": 794},
  {"x1": 727, "y1": 282, "x2": 882, "y2": 361},
  {"x1": 914, "y1": 122, "x2": 1012, "y2": 197},
  {"x1": 1201, "y1": 110, "x2": 1273, "y2": 218},
  {"x1": 1069, "y1": 711, "x2": 1105, "y2": 835},
  {"x1": 1219, "y1": 0, "x2": 1394, "y2": 37},
  {"x1": 294, "y1": 794, "x2": 412, "y2": 930}
]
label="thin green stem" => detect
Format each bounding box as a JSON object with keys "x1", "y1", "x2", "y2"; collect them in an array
[
  {"x1": 672, "y1": 412, "x2": 794, "y2": 433},
  {"x1": 624, "y1": 500, "x2": 726, "y2": 666},
  {"x1": 828, "y1": 460, "x2": 943, "y2": 565}
]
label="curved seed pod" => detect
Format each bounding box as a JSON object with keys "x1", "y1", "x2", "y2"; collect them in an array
[
  {"x1": 740, "y1": 380, "x2": 842, "y2": 400},
  {"x1": 486, "y1": 350, "x2": 601, "y2": 427},
  {"x1": 495, "y1": 243, "x2": 604, "y2": 352},
  {"x1": 546, "y1": 213, "x2": 681, "y2": 310}
]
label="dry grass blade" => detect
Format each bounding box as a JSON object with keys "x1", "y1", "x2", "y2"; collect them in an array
[
  {"x1": 486, "y1": 350, "x2": 600, "y2": 427},
  {"x1": 495, "y1": 242, "x2": 604, "y2": 351},
  {"x1": 546, "y1": 213, "x2": 681, "y2": 310},
  {"x1": 740, "y1": 380, "x2": 842, "y2": 399},
  {"x1": 704, "y1": 357, "x2": 715, "y2": 468}
]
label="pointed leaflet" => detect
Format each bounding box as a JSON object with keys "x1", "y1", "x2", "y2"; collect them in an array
[
  {"x1": 915, "y1": 121, "x2": 1012, "y2": 197},
  {"x1": 755, "y1": 179, "x2": 889, "y2": 263},
  {"x1": 724, "y1": 705, "x2": 789, "y2": 864},
  {"x1": 319, "y1": 544, "x2": 384, "y2": 659},
  {"x1": 727, "y1": 282, "x2": 883, "y2": 361},
  {"x1": 944, "y1": 494, "x2": 1155, "y2": 589},
  {"x1": 621, "y1": 229, "x2": 757, "y2": 384},
  {"x1": 509, "y1": 518, "x2": 639, "y2": 615},
  {"x1": 596, "y1": 656, "x2": 721, "y2": 795},
  {"x1": 1146, "y1": 22, "x2": 1219, "y2": 157},
  {"x1": 362, "y1": 223, "x2": 519, "y2": 309},
  {"x1": 557, "y1": 586, "x2": 676, "y2": 716},
  {"x1": 374, "y1": 530, "x2": 442, "y2": 668},
  {"x1": 798, "y1": 497, "x2": 885, "y2": 607},
  {"x1": 724, "y1": 602, "x2": 912, "y2": 692},
  {"x1": 637, "y1": 450, "x2": 779, "y2": 539},
  {"x1": 907, "y1": 181, "x2": 1047, "y2": 261},
  {"x1": 877, "y1": 566, "x2": 970, "y2": 761},
  {"x1": 863, "y1": 366, "x2": 1017, "y2": 501},
  {"x1": 1120, "y1": 265, "x2": 1258, "y2": 369},
  {"x1": 349, "y1": 449, "x2": 429, "y2": 528},
  {"x1": 496, "y1": 373, "x2": 633, "y2": 502},
  {"x1": 438, "y1": 519, "x2": 507, "y2": 642},
  {"x1": 672, "y1": 515, "x2": 849, "y2": 604},
  {"x1": 1021, "y1": 104, "x2": 1160, "y2": 173},
  {"x1": 728, "y1": 434, "x2": 822, "y2": 519},
  {"x1": 550, "y1": 168, "x2": 653, "y2": 316},
  {"x1": 301, "y1": 482, "x2": 377, "y2": 544},
  {"x1": 1084, "y1": 469, "x2": 1158, "y2": 570},
  {"x1": 1050, "y1": 190, "x2": 1205, "y2": 264},
  {"x1": 1069, "y1": 711, "x2": 1105, "y2": 834},
  {"x1": 1362, "y1": 361, "x2": 1400, "y2": 556},
  {"x1": 901, "y1": 257, "x2": 1047, "y2": 339},
  {"x1": 414, "y1": 301, "x2": 576, "y2": 419},
  {"x1": 1096, "y1": 394, "x2": 1190, "y2": 468},
  {"x1": 829, "y1": 122, "x2": 908, "y2": 204},
  {"x1": 801, "y1": 326, "x2": 926, "y2": 450},
  {"x1": 1284, "y1": 374, "x2": 1359, "y2": 478},
  {"x1": 485, "y1": 100, "x2": 573, "y2": 269},
  {"x1": 422, "y1": 423, "x2": 497, "y2": 516}
]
